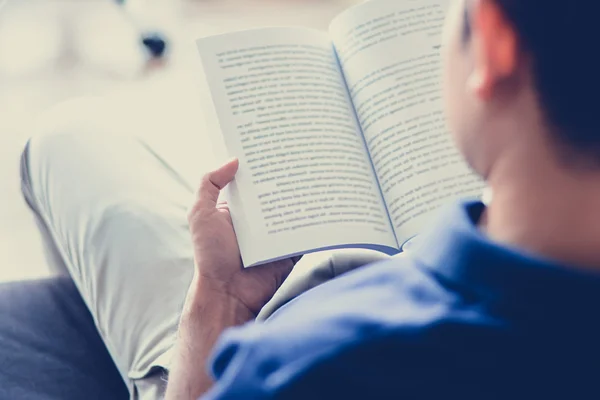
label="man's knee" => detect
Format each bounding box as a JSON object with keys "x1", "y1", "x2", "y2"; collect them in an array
[
  {"x1": 24, "y1": 96, "x2": 125, "y2": 166},
  {"x1": 21, "y1": 130, "x2": 86, "y2": 214},
  {"x1": 22, "y1": 98, "x2": 100, "y2": 185},
  {"x1": 21, "y1": 98, "x2": 139, "y2": 211}
]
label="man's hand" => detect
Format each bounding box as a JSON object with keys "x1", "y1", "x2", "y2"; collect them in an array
[
  {"x1": 187, "y1": 158, "x2": 299, "y2": 317},
  {"x1": 166, "y1": 159, "x2": 299, "y2": 400}
]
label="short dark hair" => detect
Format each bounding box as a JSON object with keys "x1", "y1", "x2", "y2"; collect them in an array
[{"x1": 467, "y1": 1, "x2": 600, "y2": 163}]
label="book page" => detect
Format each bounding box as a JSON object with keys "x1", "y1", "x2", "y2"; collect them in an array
[
  {"x1": 196, "y1": 28, "x2": 398, "y2": 267},
  {"x1": 330, "y1": 0, "x2": 484, "y2": 246}
]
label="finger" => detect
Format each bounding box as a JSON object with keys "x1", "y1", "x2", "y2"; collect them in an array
[
  {"x1": 256, "y1": 259, "x2": 295, "y2": 288},
  {"x1": 273, "y1": 261, "x2": 295, "y2": 287},
  {"x1": 196, "y1": 158, "x2": 239, "y2": 209},
  {"x1": 216, "y1": 204, "x2": 230, "y2": 214}
]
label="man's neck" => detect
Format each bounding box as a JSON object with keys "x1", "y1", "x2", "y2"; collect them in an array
[{"x1": 483, "y1": 143, "x2": 600, "y2": 272}]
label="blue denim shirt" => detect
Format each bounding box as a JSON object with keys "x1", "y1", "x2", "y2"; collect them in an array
[{"x1": 202, "y1": 201, "x2": 600, "y2": 399}]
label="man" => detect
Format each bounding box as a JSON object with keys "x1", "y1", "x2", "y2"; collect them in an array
[{"x1": 21, "y1": 0, "x2": 600, "y2": 398}]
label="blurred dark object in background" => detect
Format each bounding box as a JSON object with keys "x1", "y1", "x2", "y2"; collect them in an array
[{"x1": 0, "y1": 0, "x2": 169, "y2": 78}]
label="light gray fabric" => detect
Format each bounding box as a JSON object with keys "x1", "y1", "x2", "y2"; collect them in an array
[
  {"x1": 258, "y1": 250, "x2": 391, "y2": 320},
  {"x1": 23, "y1": 129, "x2": 187, "y2": 399},
  {"x1": 22, "y1": 103, "x2": 392, "y2": 399}
]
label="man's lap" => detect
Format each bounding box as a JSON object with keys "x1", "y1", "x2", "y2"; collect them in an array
[{"x1": 21, "y1": 107, "x2": 391, "y2": 399}]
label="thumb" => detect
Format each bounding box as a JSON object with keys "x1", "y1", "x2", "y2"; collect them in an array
[{"x1": 196, "y1": 158, "x2": 239, "y2": 209}]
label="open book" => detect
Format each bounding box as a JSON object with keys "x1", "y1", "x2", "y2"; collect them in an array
[{"x1": 195, "y1": 0, "x2": 483, "y2": 267}]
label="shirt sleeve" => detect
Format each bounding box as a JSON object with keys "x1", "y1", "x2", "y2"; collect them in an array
[
  {"x1": 200, "y1": 327, "x2": 269, "y2": 399},
  {"x1": 198, "y1": 310, "x2": 360, "y2": 400},
  {"x1": 200, "y1": 328, "x2": 429, "y2": 400}
]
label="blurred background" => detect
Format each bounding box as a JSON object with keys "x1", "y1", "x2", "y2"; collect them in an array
[{"x1": 0, "y1": 0, "x2": 358, "y2": 282}]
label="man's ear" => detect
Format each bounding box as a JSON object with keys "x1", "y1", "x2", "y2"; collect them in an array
[{"x1": 467, "y1": 0, "x2": 518, "y2": 100}]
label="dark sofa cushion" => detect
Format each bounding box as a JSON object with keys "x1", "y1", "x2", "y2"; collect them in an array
[{"x1": 0, "y1": 277, "x2": 129, "y2": 400}]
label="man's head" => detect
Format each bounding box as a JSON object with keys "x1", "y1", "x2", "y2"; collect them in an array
[{"x1": 442, "y1": 0, "x2": 599, "y2": 177}]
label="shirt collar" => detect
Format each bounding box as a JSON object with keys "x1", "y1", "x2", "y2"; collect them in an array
[{"x1": 411, "y1": 201, "x2": 600, "y2": 321}]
